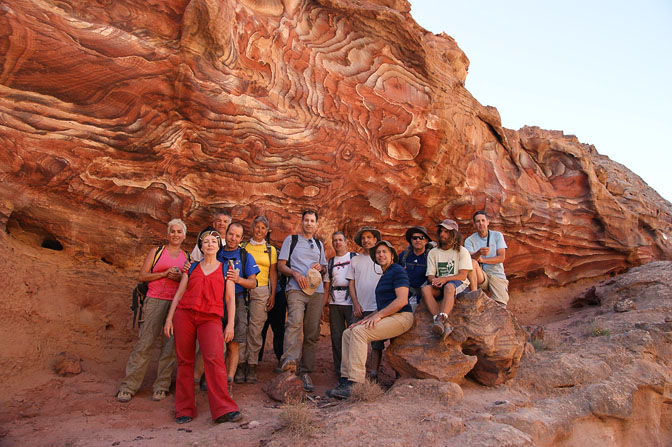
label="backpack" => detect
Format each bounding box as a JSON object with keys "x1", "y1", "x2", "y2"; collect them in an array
[
  {"x1": 131, "y1": 246, "x2": 190, "y2": 328},
  {"x1": 327, "y1": 252, "x2": 356, "y2": 299},
  {"x1": 218, "y1": 246, "x2": 252, "y2": 303},
  {"x1": 280, "y1": 235, "x2": 322, "y2": 290}
]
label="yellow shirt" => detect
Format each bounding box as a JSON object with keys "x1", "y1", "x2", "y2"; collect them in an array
[{"x1": 244, "y1": 242, "x2": 277, "y2": 287}]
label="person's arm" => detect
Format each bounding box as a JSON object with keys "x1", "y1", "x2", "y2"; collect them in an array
[
  {"x1": 267, "y1": 261, "x2": 277, "y2": 311},
  {"x1": 348, "y1": 279, "x2": 363, "y2": 317},
  {"x1": 353, "y1": 286, "x2": 409, "y2": 329},
  {"x1": 480, "y1": 248, "x2": 506, "y2": 265},
  {"x1": 163, "y1": 272, "x2": 189, "y2": 337},
  {"x1": 278, "y1": 259, "x2": 309, "y2": 289},
  {"x1": 223, "y1": 278, "x2": 235, "y2": 343},
  {"x1": 323, "y1": 280, "x2": 331, "y2": 307}
]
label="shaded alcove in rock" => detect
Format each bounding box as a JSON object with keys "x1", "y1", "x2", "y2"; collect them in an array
[{"x1": 6, "y1": 210, "x2": 65, "y2": 251}]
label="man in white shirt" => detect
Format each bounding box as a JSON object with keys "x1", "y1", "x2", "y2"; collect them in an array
[
  {"x1": 190, "y1": 211, "x2": 231, "y2": 261},
  {"x1": 465, "y1": 211, "x2": 509, "y2": 306}
]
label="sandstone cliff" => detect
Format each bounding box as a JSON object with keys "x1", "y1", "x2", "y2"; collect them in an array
[{"x1": 1, "y1": 0, "x2": 670, "y2": 293}]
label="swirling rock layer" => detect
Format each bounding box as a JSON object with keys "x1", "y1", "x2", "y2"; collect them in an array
[{"x1": 1, "y1": 0, "x2": 670, "y2": 291}]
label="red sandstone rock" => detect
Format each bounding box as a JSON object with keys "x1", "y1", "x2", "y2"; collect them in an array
[
  {"x1": 262, "y1": 371, "x2": 304, "y2": 403},
  {"x1": 53, "y1": 352, "x2": 82, "y2": 377},
  {"x1": 387, "y1": 290, "x2": 527, "y2": 386},
  {"x1": 0, "y1": 0, "x2": 670, "y2": 296}
]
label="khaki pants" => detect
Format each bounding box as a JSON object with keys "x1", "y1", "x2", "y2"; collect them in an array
[
  {"x1": 241, "y1": 286, "x2": 270, "y2": 366},
  {"x1": 341, "y1": 312, "x2": 413, "y2": 383},
  {"x1": 119, "y1": 297, "x2": 175, "y2": 394},
  {"x1": 480, "y1": 273, "x2": 510, "y2": 306},
  {"x1": 281, "y1": 289, "x2": 324, "y2": 375}
]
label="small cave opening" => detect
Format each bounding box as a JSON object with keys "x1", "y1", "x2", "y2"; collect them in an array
[
  {"x1": 41, "y1": 238, "x2": 64, "y2": 251},
  {"x1": 101, "y1": 257, "x2": 113, "y2": 265}
]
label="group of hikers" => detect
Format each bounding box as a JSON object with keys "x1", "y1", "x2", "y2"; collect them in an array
[{"x1": 115, "y1": 209, "x2": 509, "y2": 424}]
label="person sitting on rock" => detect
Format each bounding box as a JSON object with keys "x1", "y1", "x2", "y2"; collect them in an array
[
  {"x1": 398, "y1": 225, "x2": 432, "y2": 312},
  {"x1": 347, "y1": 226, "x2": 385, "y2": 381},
  {"x1": 116, "y1": 218, "x2": 189, "y2": 403},
  {"x1": 465, "y1": 211, "x2": 510, "y2": 306},
  {"x1": 163, "y1": 228, "x2": 241, "y2": 424},
  {"x1": 421, "y1": 219, "x2": 472, "y2": 339},
  {"x1": 326, "y1": 240, "x2": 413, "y2": 399}
]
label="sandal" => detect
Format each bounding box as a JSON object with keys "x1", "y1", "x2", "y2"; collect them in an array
[
  {"x1": 152, "y1": 390, "x2": 168, "y2": 401},
  {"x1": 116, "y1": 391, "x2": 132, "y2": 403}
]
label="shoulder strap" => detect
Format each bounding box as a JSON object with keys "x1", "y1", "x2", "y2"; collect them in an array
[
  {"x1": 188, "y1": 261, "x2": 199, "y2": 276},
  {"x1": 150, "y1": 246, "x2": 165, "y2": 273},
  {"x1": 266, "y1": 242, "x2": 272, "y2": 268},
  {"x1": 240, "y1": 241, "x2": 249, "y2": 249},
  {"x1": 399, "y1": 246, "x2": 411, "y2": 266},
  {"x1": 286, "y1": 234, "x2": 299, "y2": 269},
  {"x1": 486, "y1": 230, "x2": 491, "y2": 248},
  {"x1": 328, "y1": 257, "x2": 335, "y2": 282},
  {"x1": 182, "y1": 249, "x2": 191, "y2": 263}
]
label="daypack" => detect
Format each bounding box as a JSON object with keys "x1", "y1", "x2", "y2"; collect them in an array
[
  {"x1": 327, "y1": 252, "x2": 357, "y2": 299},
  {"x1": 217, "y1": 246, "x2": 254, "y2": 304},
  {"x1": 280, "y1": 234, "x2": 322, "y2": 290},
  {"x1": 131, "y1": 246, "x2": 189, "y2": 328}
]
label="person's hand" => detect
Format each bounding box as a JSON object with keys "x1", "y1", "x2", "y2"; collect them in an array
[
  {"x1": 353, "y1": 302, "x2": 363, "y2": 318},
  {"x1": 363, "y1": 313, "x2": 381, "y2": 329},
  {"x1": 166, "y1": 267, "x2": 182, "y2": 281},
  {"x1": 310, "y1": 263, "x2": 322, "y2": 272},
  {"x1": 227, "y1": 267, "x2": 240, "y2": 284},
  {"x1": 223, "y1": 323, "x2": 234, "y2": 343},
  {"x1": 182, "y1": 260, "x2": 192, "y2": 273},
  {"x1": 479, "y1": 247, "x2": 490, "y2": 257},
  {"x1": 431, "y1": 277, "x2": 448, "y2": 288},
  {"x1": 266, "y1": 295, "x2": 275, "y2": 311},
  {"x1": 164, "y1": 318, "x2": 174, "y2": 338},
  {"x1": 294, "y1": 271, "x2": 309, "y2": 289}
]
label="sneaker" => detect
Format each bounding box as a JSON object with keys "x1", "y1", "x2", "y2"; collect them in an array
[
  {"x1": 280, "y1": 359, "x2": 296, "y2": 373},
  {"x1": 152, "y1": 390, "x2": 168, "y2": 401},
  {"x1": 273, "y1": 361, "x2": 284, "y2": 374},
  {"x1": 441, "y1": 325, "x2": 454, "y2": 341},
  {"x1": 246, "y1": 365, "x2": 257, "y2": 384},
  {"x1": 176, "y1": 415, "x2": 192, "y2": 424},
  {"x1": 116, "y1": 391, "x2": 132, "y2": 403},
  {"x1": 329, "y1": 380, "x2": 353, "y2": 400},
  {"x1": 431, "y1": 314, "x2": 447, "y2": 337},
  {"x1": 300, "y1": 373, "x2": 315, "y2": 392},
  {"x1": 215, "y1": 411, "x2": 242, "y2": 423},
  {"x1": 234, "y1": 363, "x2": 247, "y2": 384}
]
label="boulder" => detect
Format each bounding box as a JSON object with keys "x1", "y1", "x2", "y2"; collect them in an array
[
  {"x1": 53, "y1": 352, "x2": 82, "y2": 377},
  {"x1": 387, "y1": 290, "x2": 527, "y2": 386},
  {"x1": 262, "y1": 371, "x2": 304, "y2": 403}
]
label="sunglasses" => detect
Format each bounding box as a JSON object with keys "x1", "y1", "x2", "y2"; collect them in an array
[{"x1": 411, "y1": 235, "x2": 426, "y2": 241}]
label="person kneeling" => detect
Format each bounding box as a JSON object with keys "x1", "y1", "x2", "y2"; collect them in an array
[{"x1": 326, "y1": 241, "x2": 413, "y2": 400}]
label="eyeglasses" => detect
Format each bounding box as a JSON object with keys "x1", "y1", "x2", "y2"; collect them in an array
[
  {"x1": 309, "y1": 239, "x2": 314, "y2": 249},
  {"x1": 411, "y1": 236, "x2": 426, "y2": 241}
]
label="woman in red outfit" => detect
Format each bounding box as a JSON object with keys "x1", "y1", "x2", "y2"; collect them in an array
[{"x1": 164, "y1": 227, "x2": 242, "y2": 424}]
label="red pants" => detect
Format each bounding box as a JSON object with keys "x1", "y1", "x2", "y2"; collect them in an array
[{"x1": 174, "y1": 308, "x2": 239, "y2": 420}]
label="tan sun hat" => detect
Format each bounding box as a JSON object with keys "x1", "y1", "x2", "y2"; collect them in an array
[{"x1": 301, "y1": 268, "x2": 323, "y2": 295}]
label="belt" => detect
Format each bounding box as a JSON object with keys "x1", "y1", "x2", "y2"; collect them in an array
[{"x1": 332, "y1": 286, "x2": 348, "y2": 291}]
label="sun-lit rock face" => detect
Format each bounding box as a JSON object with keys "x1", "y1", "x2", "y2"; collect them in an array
[{"x1": 1, "y1": 0, "x2": 670, "y2": 289}]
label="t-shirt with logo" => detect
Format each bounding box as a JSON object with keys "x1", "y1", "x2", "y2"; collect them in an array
[
  {"x1": 325, "y1": 253, "x2": 353, "y2": 305},
  {"x1": 426, "y1": 246, "x2": 472, "y2": 288}
]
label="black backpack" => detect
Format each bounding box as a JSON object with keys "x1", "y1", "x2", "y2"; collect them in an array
[
  {"x1": 131, "y1": 246, "x2": 190, "y2": 328},
  {"x1": 280, "y1": 235, "x2": 322, "y2": 290}
]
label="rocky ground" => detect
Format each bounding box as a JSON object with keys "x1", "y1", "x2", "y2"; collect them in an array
[{"x1": 0, "y1": 233, "x2": 670, "y2": 447}]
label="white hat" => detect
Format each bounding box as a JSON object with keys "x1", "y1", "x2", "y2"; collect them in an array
[{"x1": 301, "y1": 268, "x2": 323, "y2": 296}]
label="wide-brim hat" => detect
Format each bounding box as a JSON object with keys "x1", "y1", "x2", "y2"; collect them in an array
[
  {"x1": 301, "y1": 268, "x2": 322, "y2": 296},
  {"x1": 354, "y1": 226, "x2": 382, "y2": 247},
  {"x1": 369, "y1": 240, "x2": 399, "y2": 265},
  {"x1": 438, "y1": 219, "x2": 459, "y2": 232},
  {"x1": 405, "y1": 225, "x2": 432, "y2": 244}
]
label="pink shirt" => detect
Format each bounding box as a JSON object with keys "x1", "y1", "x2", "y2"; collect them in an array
[{"x1": 147, "y1": 248, "x2": 188, "y2": 300}]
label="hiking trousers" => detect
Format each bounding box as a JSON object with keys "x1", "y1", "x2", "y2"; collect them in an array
[
  {"x1": 119, "y1": 297, "x2": 175, "y2": 395},
  {"x1": 329, "y1": 304, "x2": 354, "y2": 376},
  {"x1": 174, "y1": 308, "x2": 239, "y2": 420},
  {"x1": 341, "y1": 312, "x2": 414, "y2": 383},
  {"x1": 241, "y1": 286, "x2": 271, "y2": 366},
  {"x1": 281, "y1": 289, "x2": 324, "y2": 375}
]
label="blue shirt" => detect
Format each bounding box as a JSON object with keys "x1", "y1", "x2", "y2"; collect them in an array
[
  {"x1": 398, "y1": 248, "x2": 429, "y2": 288},
  {"x1": 375, "y1": 264, "x2": 411, "y2": 313},
  {"x1": 464, "y1": 230, "x2": 507, "y2": 279},
  {"x1": 217, "y1": 247, "x2": 260, "y2": 294}
]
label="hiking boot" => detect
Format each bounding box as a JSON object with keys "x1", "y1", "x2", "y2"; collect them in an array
[
  {"x1": 326, "y1": 377, "x2": 348, "y2": 398},
  {"x1": 176, "y1": 415, "x2": 193, "y2": 424},
  {"x1": 246, "y1": 365, "x2": 257, "y2": 384},
  {"x1": 328, "y1": 380, "x2": 353, "y2": 400},
  {"x1": 300, "y1": 373, "x2": 315, "y2": 392},
  {"x1": 215, "y1": 411, "x2": 242, "y2": 423},
  {"x1": 234, "y1": 363, "x2": 247, "y2": 384},
  {"x1": 116, "y1": 391, "x2": 132, "y2": 403},
  {"x1": 273, "y1": 361, "x2": 284, "y2": 374},
  {"x1": 431, "y1": 313, "x2": 447, "y2": 337},
  {"x1": 280, "y1": 359, "x2": 296, "y2": 373},
  {"x1": 152, "y1": 390, "x2": 168, "y2": 401}
]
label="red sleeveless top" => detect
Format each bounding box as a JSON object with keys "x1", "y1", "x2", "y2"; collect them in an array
[{"x1": 177, "y1": 263, "x2": 226, "y2": 317}]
